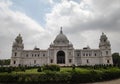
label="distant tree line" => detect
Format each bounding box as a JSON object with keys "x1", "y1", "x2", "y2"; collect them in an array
[{"x1": 0, "y1": 59, "x2": 10, "y2": 66}]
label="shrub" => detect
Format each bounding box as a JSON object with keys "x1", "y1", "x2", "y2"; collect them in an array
[
  {"x1": 42, "y1": 64, "x2": 60, "y2": 71},
  {"x1": 18, "y1": 67, "x2": 26, "y2": 72},
  {"x1": 7, "y1": 67, "x2": 12, "y2": 73},
  {"x1": 72, "y1": 64, "x2": 76, "y2": 70},
  {"x1": 37, "y1": 67, "x2": 42, "y2": 72},
  {"x1": 0, "y1": 67, "x2": 120, "y2": 83}
]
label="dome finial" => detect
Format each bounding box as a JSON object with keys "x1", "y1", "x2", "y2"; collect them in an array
[{"x1": 60, "y1": 27, "x2": 63, "y2": 34}]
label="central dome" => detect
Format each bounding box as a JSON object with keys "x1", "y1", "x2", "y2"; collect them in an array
[{"x1": 54, "y1": 27, "x2": 69, "y2": 45}]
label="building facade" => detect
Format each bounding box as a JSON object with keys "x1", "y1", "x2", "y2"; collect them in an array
[{"x1": 10, "y1": 28, "x2": 113, "y2": 67}]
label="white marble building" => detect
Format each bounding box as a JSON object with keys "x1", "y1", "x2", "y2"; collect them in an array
[{"x1": 10, "y1": 28, "x2": 113, "y2": 67}]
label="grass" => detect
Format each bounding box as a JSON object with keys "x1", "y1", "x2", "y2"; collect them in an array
[
  {"x1": 0, "y1": 67, "x2": 120, "y2": 75},
  {"x1": 11, "y1": 67, "x2": 91, "y2": 75},
  {"x1": 11, "y1": 68, "x2": 40, "y2": 74},
  {"x1": 0, "y1": 67, "x2": 89, "y2": 75},
  {"x1": 61, "y1": 67, "x2": 90, "y2": 73}
]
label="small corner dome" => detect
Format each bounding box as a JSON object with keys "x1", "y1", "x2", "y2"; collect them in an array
[{"x1": 53, "y1": 27, "x2": 69, "y2": 44}]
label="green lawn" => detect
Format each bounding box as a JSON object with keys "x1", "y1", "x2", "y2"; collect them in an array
[
  {"x1": 0, "y1": 67, "x2": 87, "y2": 75},
  {"x1": 11, "y1": 68, "x2": 40, "y2": 74},
  {"x1": 61, "y1": 67, "x2": 90, "y2": 72},
  {"x1": 8, "y1": 67, "x2": 91, "y2": 75},
  {"x1": 0, "y1": 67, "x2": 119, "y2": 75}
]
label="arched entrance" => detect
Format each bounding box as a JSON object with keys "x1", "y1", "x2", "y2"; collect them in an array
[{"x1": 57, "y1": 51, "x2": 65, "y2": 64}]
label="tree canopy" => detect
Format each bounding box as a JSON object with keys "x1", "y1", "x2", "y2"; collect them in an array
[{"x1": 112, "y1": 53, "x2": 120, "y2": 65}]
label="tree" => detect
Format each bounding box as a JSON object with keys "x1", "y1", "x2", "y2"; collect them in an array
[
  {"x1": 0, "y1": 59, "x2": 10, "y2": 66},
  {"x1": 37, "y1": 67, "x2": 42, "y2": 72},
  {"x1": 112, "y1": 53, "x2": 120, "y2": 66},
  {"x1": 72, "y1": 64, "x2": 76, "y2": 70}
]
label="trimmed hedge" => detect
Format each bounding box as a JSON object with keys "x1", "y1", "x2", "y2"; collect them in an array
[
  {"x1": 0, "y1": 68, "x2": 120, "y2": 83},
  {"x1": 0, "y1": 67, "x2": 26, "y2": 73},
  {"x1": 42, "y1": 64, "x2": 60, "y2": 71}
]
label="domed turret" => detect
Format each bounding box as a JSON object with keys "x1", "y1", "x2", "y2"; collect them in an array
[
  {"x1": 99, "y1": 32, "x2": 111, "y2": 49},
  {"x1": 100, "y1": 33, "x2": 107, "y2": 42},
  {"x1": 12, "y1": 34, "x2": 24, "y2": 50},
  {"x1": 53, "y1": 27, "x2": 69, "y2": 45}
]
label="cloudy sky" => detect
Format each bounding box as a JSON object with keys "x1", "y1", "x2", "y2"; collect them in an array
[{"x1": 0, "y1": 0, "x2": 120, "y2": 59}]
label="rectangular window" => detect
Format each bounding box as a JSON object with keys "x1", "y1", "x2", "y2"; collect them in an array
[
  {"x1": 43, "y1": 54, "x2": 45, "y2": 56},
  {"x1": 95, "y1": 53, "x2": 96, "y2": 56},
  {"x1": 34, "y1": 60, "x2": 36, "y2": 64},
  {"x1": 51, "y1": 59, "x2": 53, "y2": 63},
  {"x1": 69, "y1": 52, "x2": 71, "y2": 55},
  {"x1": 26, "y1": 54, "x2": 28, "y2": 57},
  {"x1": 14, "y1": 52, "x2": 17, "y2": 56},
  {"x1": 106, "y1": 51, "x2": 108, "y2": 55},
  {"x1": 69, "y1": 59, "x2": 72, "y2": 63},
  {"x1": 87, "y1": 59, "x2": 89, "y2": 63}
]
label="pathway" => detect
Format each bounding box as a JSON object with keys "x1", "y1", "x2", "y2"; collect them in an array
[{"x1": 92, "y1": 78, "x2": 120, "y2": 84}]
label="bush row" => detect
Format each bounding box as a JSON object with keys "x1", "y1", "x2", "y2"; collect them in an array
[
  {"x1": 0, "y1": 64, "x2": 60, "y2": 73},
  {"x1": 0, "y1": 67, "x2": 25, "y2": 73},
  {"x1": 42, "y1": 64, "x2": 60, "y2": 71},
  {"x1": 0, "y1": 68, "x2": 120, "y2": 83}
]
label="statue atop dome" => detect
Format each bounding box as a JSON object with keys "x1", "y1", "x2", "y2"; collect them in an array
[
  {"x1": 12, "y1": 34, "x2": 24, "y2": 50},
  {"x1": 15, "y1": 34, "x2": 23, "y2": 44}
]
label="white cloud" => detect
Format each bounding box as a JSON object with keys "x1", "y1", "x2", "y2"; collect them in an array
[
  {"x1": 0, "y1": 0, "x2": 51, "y2": 59},
  {"x1": 45, "y1": 0, "x2": 120, "y2": 52}
]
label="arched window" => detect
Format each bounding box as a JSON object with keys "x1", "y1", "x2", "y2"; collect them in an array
[
  {"x1": 13, "y1": 60, "x2": 16, "y2": 64},
  {"x1": 107, "y1": 60, "x2": 110, "y2": 63},
  {"x1": 14, "y1": 52, "x2": 17, "y2": 56}
]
